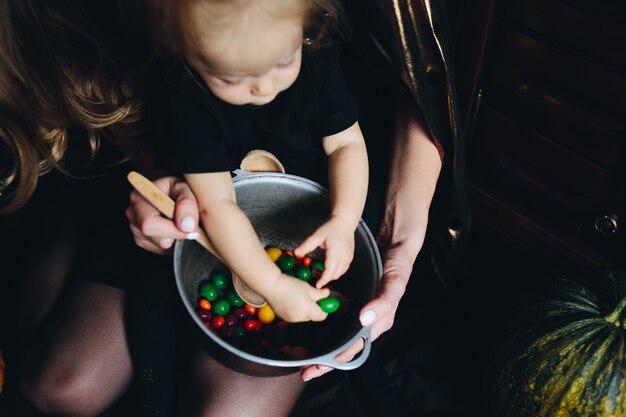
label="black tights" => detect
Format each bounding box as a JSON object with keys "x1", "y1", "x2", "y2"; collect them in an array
[
  {"x1": 1, "y1": 174, "x2": 132, "y2": 417},
  {"x1": 1, "y1": 173, "x2": 305, "y2": 417}
]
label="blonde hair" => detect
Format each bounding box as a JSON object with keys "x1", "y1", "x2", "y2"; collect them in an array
[
  {"x1": 136, "y1": 0, "x2": 340, "y2": 58},
  {"x1": 0, "y1": 0, "x2": 144, "y2": 213}
]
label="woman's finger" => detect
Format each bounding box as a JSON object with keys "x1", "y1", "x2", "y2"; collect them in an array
[
  {"x1": 299, "y1": 337, "x2": 365, "y2": 381},
  {"x1": 169, "y1": 179, "x2": 200, "y2": 234}
]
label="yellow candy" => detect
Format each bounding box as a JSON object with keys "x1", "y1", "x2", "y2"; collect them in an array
[
  {"x1": 266, "y1": 247, "x2": 282, "y2": 262},
  {"x1": 257, "y1": 304, "x2": 276, "y2": 324}
]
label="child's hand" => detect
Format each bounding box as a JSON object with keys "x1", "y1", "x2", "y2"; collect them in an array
[
  {"x1": 294, "y1": 215, "x2": 355, "y2": 289},
  {"x1": 264, "y1": 274, "x2": 330, "y2": 323}
]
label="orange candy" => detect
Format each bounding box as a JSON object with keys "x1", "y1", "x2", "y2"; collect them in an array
[{"x1": 244, "y1": 303, "x2": 257, "y2": 316}]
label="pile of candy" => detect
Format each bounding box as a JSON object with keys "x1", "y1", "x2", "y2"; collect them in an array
[{"x1": 195, "y1": 246, "x2": 342, "y2": 360}]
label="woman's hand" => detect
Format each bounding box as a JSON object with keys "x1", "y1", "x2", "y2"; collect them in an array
[
  {"x1": 126, "y1": 175, "x2": 200, "y2": 255},
  {"x1": 299, "y1": 100, "x2": 441, "y2": 382},
  {"x1": 299, "y1": 212, "x2": 427, "y2": 381}
]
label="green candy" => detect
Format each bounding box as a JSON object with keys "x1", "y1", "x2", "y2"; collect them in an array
[
  {"x1": 234, "y1": 325, "x2": 246, "y2": 339},
  {"x1": 213, "y1": 299, "x2": 231, "y2": 316},
  {"x1": 199, "y1": 282, "x2": 218, "y2": 301},
  {"x1": 295, "y1": 266, "x2": 312, "y2": 281},
  {"x1": 211, "y1": 271, "x2": 228, "y2": 289},
  {"x1": 227, "y1": 290, "x2": 244, "y2": 307},
  {"x1": 311, "y1": 261, "x2": 325, "y2": 271},
  {"x1": 317, "y1": 296, "x2": 340, "y2": 314},
  {"x1": 277, "y1": 254, "x2": 295, "y2": 271}
]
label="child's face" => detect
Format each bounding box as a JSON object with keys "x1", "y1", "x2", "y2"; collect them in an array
[{"x1": 187, "y1": 12, "x2": 304, "y2": 106}]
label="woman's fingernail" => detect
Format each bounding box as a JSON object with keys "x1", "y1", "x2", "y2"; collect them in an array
[
  {"x1": 360, "y1": 309, "x2": 376, "y2": 326},
  {"x1": 186, "y1": 232, "x2": 199, "y2": 240},
  {"x1": 180, "y1": 216, "x2": 195, "y2": 232},
  {"x1": 303, "y1": 377, "x2": 312, "y2": 382}
]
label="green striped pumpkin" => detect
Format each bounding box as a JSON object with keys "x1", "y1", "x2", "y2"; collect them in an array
[{"x1": 491, "y1": 268, "x2": 626, "y2": 417}]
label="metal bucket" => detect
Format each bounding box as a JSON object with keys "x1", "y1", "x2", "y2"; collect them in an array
[{"x1": 174, "y1": 170, "x2": 382, "y2": 376}]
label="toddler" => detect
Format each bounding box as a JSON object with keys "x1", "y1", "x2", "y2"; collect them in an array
[{"x1": 147, "y1": 0, "x2": 369, "y2": 322}]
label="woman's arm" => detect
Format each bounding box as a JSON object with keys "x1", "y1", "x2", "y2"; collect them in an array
[
  {"x1": 300, "y1": 100, "x2": 442, "y2": 380},
  {"x1": 374, "y1": 101, "x2": 441, "y2": 310}
]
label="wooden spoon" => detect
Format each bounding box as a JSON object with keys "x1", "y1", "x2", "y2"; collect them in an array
[{"x1": 240, "y1": 149, "x2": 285, "y2": 174}]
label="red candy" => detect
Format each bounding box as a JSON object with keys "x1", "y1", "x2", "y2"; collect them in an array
[
  {"x1": 212, "y1": 315, "x2": 225, "y2": 329},
  {"x1": 243, "y1": 319, "x2": 261, "y2": 332}
]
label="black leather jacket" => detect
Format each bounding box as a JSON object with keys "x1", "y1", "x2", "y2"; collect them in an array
[{"x1": 346, "y1": 0, "x2": 471, "y2": 284}]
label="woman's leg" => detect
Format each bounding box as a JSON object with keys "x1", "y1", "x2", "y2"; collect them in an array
[
  {"x1": 179, "y1": 346, "x2": 306, "y2": 417},
  {"x1": 1, "y1": 174, "x2": 133, "y2": 417},
  {"x1": 19, "y1": 281, "x2": 133, "y2": 417}
]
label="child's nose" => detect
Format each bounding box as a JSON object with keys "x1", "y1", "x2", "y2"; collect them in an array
[{"x1": 251, "y1": 76, "x2": 274, "y2": 97}]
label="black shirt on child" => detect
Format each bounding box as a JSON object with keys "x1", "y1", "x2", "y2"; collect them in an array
[{"x1": 154, "y1": 47, "x2": 359, "y2": 186}]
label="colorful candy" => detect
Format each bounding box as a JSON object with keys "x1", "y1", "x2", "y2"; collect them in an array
[
  {"x1": 257, "y1": 304, "x2": 276, "y2": 324},
  {"x1": 227, "y1": 290, "x2": 244, "y2": 307},
  {"x1": 265, "y1": 247, "x2": 282, "y2": 262},
  {"x1": 295, "y1": 266, "x2": 312, "y2": 281},
  {"x1": 317, "y1": 296, "x2": 340, "y2": 314},
  {"x1": 194, "y1": 247, "x2": 344, "y2": 360},
  {"x1": 199, "y1": 299, "x2": 212, "y2": 311},
  {"x1": 211, "y1": 272, "x2": 228, "y2": 289},
  {"x1": 199, "y1": 282, "x2": 218, "y2": 301},
  {"x1": 277, "y1": 254, "x2": 295, "y2": 271},
  {"x1": 213, "y1": 299, "x2": 231, "y2": 316}
]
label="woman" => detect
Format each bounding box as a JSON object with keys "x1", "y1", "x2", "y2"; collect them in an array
[
  {"x1": 126, "y1": 0, "x2": 470, "y2": 389},
  {"x1": 1, "y1": 0, "x2": 469, "y2": 416}
]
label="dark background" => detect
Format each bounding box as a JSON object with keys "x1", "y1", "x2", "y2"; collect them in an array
[
  {"x1": 3, "y1": 1, "x2": 625, "y2": 415},
  {"x1": 291, "y1": 221, "x2": 557, "y2": 417}
]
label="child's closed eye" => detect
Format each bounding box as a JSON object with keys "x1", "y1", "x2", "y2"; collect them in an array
[
  {"x1": 218, "y1": 77, "x2": 243, "y2": 86},
  {"x1": 277, "y1": 57, "x2": 295, "y2": 68}
]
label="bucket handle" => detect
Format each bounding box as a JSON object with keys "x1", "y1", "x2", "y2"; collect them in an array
[{"x1": 308, "y1": 325, "x2": 372, "y2": 370}]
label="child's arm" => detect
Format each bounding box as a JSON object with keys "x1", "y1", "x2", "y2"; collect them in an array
[
  {"x1": 294, "y1": 122, "x2": 369, "y2": 288},
  {"x1": 185, "y1": 171, "x2": 330, "y2": 323}
]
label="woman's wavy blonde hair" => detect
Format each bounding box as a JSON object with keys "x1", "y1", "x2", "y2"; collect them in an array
[{"x1": 0, "y1": 0, "x2": 144, "y2": 213}]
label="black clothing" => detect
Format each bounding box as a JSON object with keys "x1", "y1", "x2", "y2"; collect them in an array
[
  {"x1": 154, "y1": 48, "x2": 358, "y2": 184},
  {"x1": 0, "y1": 133, "x2": 137, "y2": 292},
  {"x1": 337, "y1": 0, "x2": 471, "y2": 285}
]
